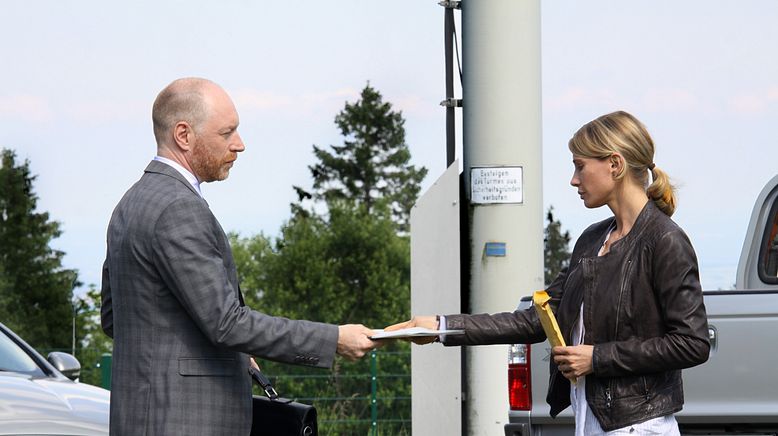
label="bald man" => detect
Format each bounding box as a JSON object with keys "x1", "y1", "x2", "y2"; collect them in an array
[{"x1": 101, "y1": 78, "x2": 376, "y2": 435}]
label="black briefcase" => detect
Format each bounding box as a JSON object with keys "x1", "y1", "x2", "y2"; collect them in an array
[{"x1": 249, "y1": 366, "x2": 318, "y2": 436}]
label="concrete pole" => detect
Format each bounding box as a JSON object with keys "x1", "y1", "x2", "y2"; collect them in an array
[{"x1": 461, "y1": 1, "x2": 543, "y2": 434}]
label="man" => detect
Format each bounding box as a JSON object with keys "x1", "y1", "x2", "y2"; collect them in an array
[{"x1": 101, "y1": 77, "x2": 377, "y2": 435}]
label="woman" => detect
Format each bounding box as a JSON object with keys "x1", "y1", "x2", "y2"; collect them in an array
[{"x1": 388, "y1": 111, "x2": 710, "y2": 434}]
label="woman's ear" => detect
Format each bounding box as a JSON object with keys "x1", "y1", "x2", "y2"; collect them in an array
[{"x1": 610, "y1": 153, "x2": 624, "y2": 178}]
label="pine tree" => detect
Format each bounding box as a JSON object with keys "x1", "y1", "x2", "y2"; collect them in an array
[
  {"x1": 544, "y1": 206, "x2": 571, "y2": 286},
  {"x1": 231, "y1": 201, "x2": 411, "y2": 434},
  {"x1": 230, "y1": 85, "x2": 424, "y2": 433},
  {"x1": 297, "y1": 84, "x2": 427, "y2": 233},
  {"x1": 0, "y1": 149, "x2": 78, "y2": 349},
  {"x1": 74, "y1": 286, "x2": 113, "y2": 386}
]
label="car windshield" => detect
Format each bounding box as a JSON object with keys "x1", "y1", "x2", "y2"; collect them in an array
[{"x1": 0, "y1": 329, "x2": 43, "y2": 375}]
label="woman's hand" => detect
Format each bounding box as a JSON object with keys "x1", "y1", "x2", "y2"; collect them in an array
[
  {"x1": 384, "y1": 316, "x2": 439, "y2": 345},
  {"x1": 552, "y1": 345, "x2": 594, "y2": 381}
]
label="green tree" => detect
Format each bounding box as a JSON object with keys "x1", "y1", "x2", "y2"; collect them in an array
[
  {"x1": 297, "y1": 84, "x2": 427, "y2": 233},
  {"x1": 544, "y1": 206, "x2": 571, "y2": 286},
  {"x1": 231, "y1": 201, "x2": 411, "y2": 434},
  {"x1": 0, "y1": 149, "x2": 78, "y2": 349},
  {"x1": 230, "y1": 85, "x2": 423, "y2": 434},
  {"x1": 73, "y1": 286, "x2": 113, "y2": 386},
  {"x1": 236, "y1": 202, "x2": 409, "y2": 327}
]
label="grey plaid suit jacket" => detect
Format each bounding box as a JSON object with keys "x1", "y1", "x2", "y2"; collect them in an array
[{"x1": 101, "y1": 160, "x2": 338, "y2": 435}]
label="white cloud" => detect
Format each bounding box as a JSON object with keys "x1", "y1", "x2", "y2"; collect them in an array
[
  {"x1": 232, "y1": 87, "x2": 438, "y2": 119},
  {"x1": 0, "y1": 94, "x2": 52, "y2": 122},
  {"x1": 233, "y1": 88, "x2": 360, "y2": 116},
  {"x1": 643, "y1": 88, "x2": 699, "y2": 113},
  {"x1": 545, "y1": 87, "x2": 592, "y2": 111},
  {"x1": 392, "y1": 94, "x2": 440, "y2": 118},
  {"x1": 548, "y1": 87, "x2": 703, "y2": 115},
  {"x1": 729, "y1": 86, "x2": 778, "y2": 114},
  {"x1": 730, "y1": 93, "x2": 768, "y2": 114},
  {"x1": 767, "y1": 86, "x2": 778, "y2": 101},
  {"x1": 68, "y1": 99, "x2": 147, "y2": 123},
  {"x1": 232, "y1": 89, "x2": 294, "y2": 111}
]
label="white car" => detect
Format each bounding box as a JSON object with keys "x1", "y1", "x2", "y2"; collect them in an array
[{"x1": 0, "y1": 322, "x2": 110, "y2": 435}]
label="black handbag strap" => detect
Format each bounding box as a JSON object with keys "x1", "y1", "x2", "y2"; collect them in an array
[{"x1": 249, "y1": 366, "x2": 279, "y2": 400}]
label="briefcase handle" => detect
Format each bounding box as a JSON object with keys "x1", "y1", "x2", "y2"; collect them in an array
[{"x1": 249, "y1": 366, "x2": 279, "y2": 400}]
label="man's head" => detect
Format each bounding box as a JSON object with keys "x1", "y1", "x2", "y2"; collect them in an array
[{"x1": 152, "y1": 78, "x2": 245, "y2": 182}]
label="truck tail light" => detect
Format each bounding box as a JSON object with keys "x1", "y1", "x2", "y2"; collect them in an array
[{"x1": 508, "y1": 343, "x2": 531, "y2": 411}]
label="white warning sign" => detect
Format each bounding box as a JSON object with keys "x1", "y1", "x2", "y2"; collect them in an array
[{"x1": 470, "y1": 166, "x2": 523, "y2": 204}]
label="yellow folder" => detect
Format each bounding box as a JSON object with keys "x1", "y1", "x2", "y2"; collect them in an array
[
  {"x1": 534, "y1": 290, "x2": 576, "y2": 382},
  {"x1": 532, "y1": 290, "x2": 566, "y2": 348}
]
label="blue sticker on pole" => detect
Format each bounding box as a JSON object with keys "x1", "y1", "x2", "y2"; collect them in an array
[{"x1": 485, "y1": 242, "x2": 506, "y2": 257}]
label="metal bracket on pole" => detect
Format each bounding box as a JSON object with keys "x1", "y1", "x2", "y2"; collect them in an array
[{"x1": 442, "y1": 1, "x2": 462, "y2": 167}]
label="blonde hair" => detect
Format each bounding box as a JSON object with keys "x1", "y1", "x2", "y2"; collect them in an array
[{"x1": 568, "y1": 111, "x2": 676, "y2": 216}]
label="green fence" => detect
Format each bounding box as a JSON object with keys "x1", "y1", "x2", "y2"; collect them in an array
[{"x1": 96, "y1": 349, "x2": 411, "y2": 436}]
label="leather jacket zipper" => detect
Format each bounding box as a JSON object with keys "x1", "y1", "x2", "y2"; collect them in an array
[
  {"x1": 562, "y1": 258, "x2": 585, "y2": 346},
  {"x1": 613, "y1": 259, "x2": 633, "y2": 338}
]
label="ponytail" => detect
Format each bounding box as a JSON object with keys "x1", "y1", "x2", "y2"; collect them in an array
[
  {"x1": 646, "y1": 165, "x2": 676, "y2": 216},
  {"x1": 571, "y1": 111, "x2": 679, "y2": 216}
]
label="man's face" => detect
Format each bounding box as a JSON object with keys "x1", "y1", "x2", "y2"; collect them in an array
[{"x1": 190, "y1": 87, "x2": 245, "y2": 183}]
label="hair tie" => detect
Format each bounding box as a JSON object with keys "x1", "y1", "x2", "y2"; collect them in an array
[{"x1": 648, "y1": 163, "x2": 656, "y2": 171}]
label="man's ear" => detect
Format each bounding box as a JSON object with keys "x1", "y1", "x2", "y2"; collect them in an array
[{"x1": 173, "y1": 121, "x2": 194, "y2": 151}]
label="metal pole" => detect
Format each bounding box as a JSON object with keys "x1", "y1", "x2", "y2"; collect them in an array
[
  {"x1": 101, "y1": 353, "x2": 112, "y2": 390},
  {"x1": 70, "y1": 276, "x2": 78, "y2": 357},
  {"x1": 444, "y1": 6, "x2": 456, "y2": 166},
  {"x1": 370, "y1": 350, "x2": 377, "y2": 436},
  {"x1": 461, "y1": 1, "x2": 543, "y2": 434},
  {"x1": 71, "y1": 303, "x2": 76, "y2": 356}
]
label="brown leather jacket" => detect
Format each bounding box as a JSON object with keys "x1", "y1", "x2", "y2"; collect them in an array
[{"x1": 444, "y1": 201, "x2": 710, "y2": 431}]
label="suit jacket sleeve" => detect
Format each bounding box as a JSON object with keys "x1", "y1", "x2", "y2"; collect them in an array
[
  {"x1": 151, "y1": 195, "x2": 338, "y2": 368},
  {"x1": 100, "y1": 258, "x2": 114, "y2": 339}
]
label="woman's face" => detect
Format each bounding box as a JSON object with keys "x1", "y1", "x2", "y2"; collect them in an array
[{"x1": 570, "y1": 155, "x2": 616, "y2": 209}]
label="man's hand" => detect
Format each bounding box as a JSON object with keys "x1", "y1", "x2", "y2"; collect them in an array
[
  {"x1": 552, "y1": 345, "x2": 594, "y2": 381},
  {"x1": 384, "y1": 315, "x2": 439, "y2": 345},
  {"x1": 337, "y1": 324, "x2": 380, "y2": 361}
]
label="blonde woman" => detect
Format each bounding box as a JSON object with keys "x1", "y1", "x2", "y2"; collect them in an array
[{"x1": 388, "y1": 111, "x2": 710, "y2": 434}]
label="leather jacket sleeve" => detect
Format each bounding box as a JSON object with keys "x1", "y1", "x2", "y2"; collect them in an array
[
  {"x1": 443, "y1": 308, "x2": 546, "y2": 346},
  {"x1": 443, "y1": 266, "x2": 570, "y2": 346},
  {"x1": 592, "y1": 228, "x2": 710, "y2": 377}
]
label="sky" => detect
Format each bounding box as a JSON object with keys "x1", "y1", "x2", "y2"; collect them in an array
[{"x1": 3, "y1": 1, "x2": 778, "y2": 295}]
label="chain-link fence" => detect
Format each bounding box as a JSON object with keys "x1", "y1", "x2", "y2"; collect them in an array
[{"x1": 81, "y1": 348, "x2": 411, "y2": 436}]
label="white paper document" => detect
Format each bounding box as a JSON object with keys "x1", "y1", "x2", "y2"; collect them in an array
[{"x1": 370, "y1": 327, "x2": 464, "y2": 339}]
